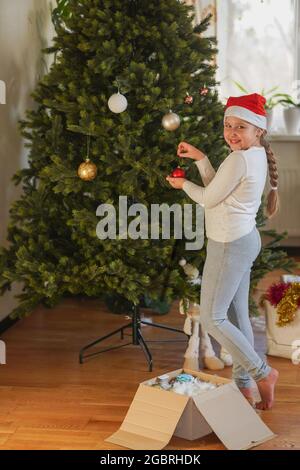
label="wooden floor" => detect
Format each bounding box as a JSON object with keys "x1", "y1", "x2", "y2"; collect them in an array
[{"x1": 0, "y1": 261, "x2": 300, "y2": 450}]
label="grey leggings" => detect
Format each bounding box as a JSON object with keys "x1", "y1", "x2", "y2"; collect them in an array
[{"x1": 200, "y1": 225, "x2": 271, "y2": 388}]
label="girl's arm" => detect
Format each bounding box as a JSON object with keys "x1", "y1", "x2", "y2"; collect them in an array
[
  {"x1": 193, "y1": 155, "x2": 216, "y2": 186},
  {"x1": 182, "y1": 151, "x2": 247, "y2": 208}
]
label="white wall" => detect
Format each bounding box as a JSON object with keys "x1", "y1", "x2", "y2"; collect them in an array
[
  {"x1": 0, "y1": 0, "x2": 55, "y2": 321},
  {"x1": 264, "y1": 138, "x2": 300, "y2": 247}
]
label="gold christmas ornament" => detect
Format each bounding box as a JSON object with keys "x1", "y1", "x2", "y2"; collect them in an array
[
  {"x1": 78, "y1": 159, "x2": 97, "y2": 181},
  {"x1": 162, "y1": 110, "x2": 181, "y2": 131},
  {"x1": 276, "y1": 282, "x2": 300, "y2": 327}
]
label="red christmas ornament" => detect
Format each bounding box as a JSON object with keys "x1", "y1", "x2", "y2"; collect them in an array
[
  {"x1": 170, "y1": 167, "x2": 186, "y2": 178},
  {"x1": 184, "y1": 93, "x2": 193, "y2": 104},
  {"x1": 199, "y1": 87, "x2": 209, "y2": 96}
]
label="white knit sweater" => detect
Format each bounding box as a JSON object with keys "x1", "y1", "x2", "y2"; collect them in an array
[{"x1": 182, "y1": 146, "x2": 268, "y2": 242}]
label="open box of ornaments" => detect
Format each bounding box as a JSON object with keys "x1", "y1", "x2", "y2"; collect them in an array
[
  {"x1": 106, "y1": 368, "x2": 275, "y2": 450},
  {"x1": 149, "y1": 371, "x2": 219, "y2": 395}
]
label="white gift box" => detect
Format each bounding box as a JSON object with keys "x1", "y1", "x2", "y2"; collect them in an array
[{"x1": 264, "y1": 299, "x2": 300, "y2": 359}]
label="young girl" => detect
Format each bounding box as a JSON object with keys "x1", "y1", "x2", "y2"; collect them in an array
[{"x1": 166, "y1": 93, "x2": 280, "y2": 410}]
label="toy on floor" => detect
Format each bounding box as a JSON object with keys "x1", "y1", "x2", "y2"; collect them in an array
[{"x1": 179, "y1": 258, "x2": 233, "y2": 371}]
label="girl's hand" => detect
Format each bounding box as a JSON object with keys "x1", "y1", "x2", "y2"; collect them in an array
[
  {"x1": 177, "y1": 141, "x2": 205, "y2": 161},
  {"x1": 166, "y1": 176, "x2": 186, "y2": 189}
]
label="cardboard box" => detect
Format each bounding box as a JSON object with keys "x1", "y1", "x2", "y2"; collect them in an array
[{"x1": 106, "y1": 368, "x2": 275, "y2": 450}]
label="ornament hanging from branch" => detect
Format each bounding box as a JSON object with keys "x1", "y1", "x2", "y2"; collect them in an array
[
  {"x1": 162, "y1": 109, "x2": 181, "y2": 131},
  {"x1": 78, "y1": 135, "x2": 98, "y2": 181},
  {"x1": 199, "y1": 85, "x2": 209, "y2": 96},
  {"x1": 108, "y1": 80, "x2": 128, "y2": 113},
  {"x1": 184, "y1": 92, "x2": 193, "y2": 105}
]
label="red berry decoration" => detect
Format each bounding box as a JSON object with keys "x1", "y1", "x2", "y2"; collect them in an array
[
  {"x1": 170, "y1": 167, "x2": 186, "y2": 178},
  {"x1": 184, "y1": 93, "x2": 193, "y2": 104},
  {"x1": 199, "y1": 87, "x2": 209, "y2": 96}
]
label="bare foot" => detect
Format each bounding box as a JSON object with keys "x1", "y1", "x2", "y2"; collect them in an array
[
  {"x1": 239, "y1": 387, "x2": 256, "y2": 407},
  {"x1": 256, "y1": 368, "x2": 279, "y2": 410}
]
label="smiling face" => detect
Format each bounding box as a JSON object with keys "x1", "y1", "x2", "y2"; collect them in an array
[{"x1": 224, "y1": 116, "x2": 264, "y2": 151}]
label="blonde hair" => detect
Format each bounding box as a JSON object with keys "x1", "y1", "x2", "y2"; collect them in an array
[{"x1": 259, "y1": 130, "x2": 280, "y2": 219}]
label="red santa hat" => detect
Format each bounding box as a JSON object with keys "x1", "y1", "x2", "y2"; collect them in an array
[{"x1": 224, "y1": 93, "x2": 267, "y2": 130}]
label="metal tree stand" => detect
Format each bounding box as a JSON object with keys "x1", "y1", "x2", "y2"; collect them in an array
[{"x1": 79, "y1": 303, "x2": 187, "y2": 372}]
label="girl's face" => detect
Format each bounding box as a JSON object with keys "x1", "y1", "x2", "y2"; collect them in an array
[{"x1": 224, "y1": 116, "x2": 263, "y2": 151}]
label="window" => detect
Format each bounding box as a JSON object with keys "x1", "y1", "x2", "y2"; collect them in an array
[{"x1": 215, "y1": 0, "x2": 297, "y2": 133}]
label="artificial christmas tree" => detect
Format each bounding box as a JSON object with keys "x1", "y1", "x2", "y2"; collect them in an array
[
  {"x1": 0, "y1": 0, "x2": 296, "y2": 335},
  {"x1": 0, "y1": 0, "x2": 224, "y2": 320}
]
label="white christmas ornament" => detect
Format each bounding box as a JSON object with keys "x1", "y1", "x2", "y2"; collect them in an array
[
  {"x1": 171, "y1": 375, "x2": 217, "y2": 397},
  {"x1": 162, "y1": 110, "x2": 180, "y2": 131},
  {"x1": 108, "y1": 92, "x2": 128, "y2": 113}
]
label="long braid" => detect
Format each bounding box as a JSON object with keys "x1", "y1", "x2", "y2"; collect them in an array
[{"x1": 260, "y1": 131, "x2": 280, "y2": 218}]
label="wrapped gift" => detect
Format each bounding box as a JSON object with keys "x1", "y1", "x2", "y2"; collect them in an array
[
  {"x1": 264, "y1": 299, "x2": 300, "y2": 359},
  {"x1": 261, "y1": 280, "x2": 300, "y2": 359}
]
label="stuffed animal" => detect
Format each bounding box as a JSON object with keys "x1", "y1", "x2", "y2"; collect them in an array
[{"x1": 179, "y1": 258, "x2": 233, "y2": 371}]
